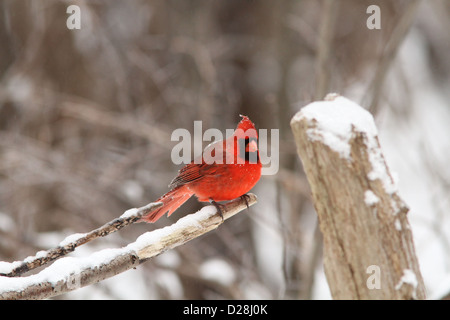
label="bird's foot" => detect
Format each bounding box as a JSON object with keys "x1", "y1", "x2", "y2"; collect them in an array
[
  {"x1": 209, "y1": 198, "x2": 225, "y2": 222},
  {"x1": 240, "y1": 194, "x2": 251, "y2": 209}
]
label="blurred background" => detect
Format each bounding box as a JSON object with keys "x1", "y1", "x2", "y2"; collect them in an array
[{"x1": 0, "y1": 0, "x2": 449, "y2": 299}]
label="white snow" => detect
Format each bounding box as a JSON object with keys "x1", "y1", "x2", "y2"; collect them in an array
[
  {"x1": 0, "y1": 251, "x2": 49, "y2": 276},
  {"x1": 120, "y1": 207, "x2": 139, "y2": 219},
  {"x1": 120, "y1": 180, "x2": 144, "y2": 202},
  {"x1": 199, "y1": 258, "x2": 236, "y2": 286},
  {"x1": 155, "y1": 251, "x2": 181, "y2": 269},
  {"x1": 364, "y1": 190, "x2": 379, "y2": 206},
  {"x1": 59, "y1": 233, "x2": 87, "y2": 247},
  {"x1": 0, "y1": 246, "x2": 131, "y2": 294},
  {"x1": 395, "y1": 269, "x2": 418, "y2": 291},
  {"x1": 0, "y1": 212, "x2": 15, "y2": 232},
  {"x1": 154, "y1": 269, "x2": 184, "y2": 299},
  {"x1": 0, "y1": 232, "x2": 87, "y2": 276},
  {"x1": 0, "y1": 261, "x2": 22, "y2": 275},
  {"x1": 429, "y1": 274, "x2": 450, "y2": 300},
  {"x1": 296, "y1": 95, "x2": 399, "y2": 196},
  {"x1": 296, "y1": 95, "x2": 378, "y2": 160},
  {"x1": 394, "y1": 219, "x2": 402, "y2": 231},
  {"x1": 367, "y1": 143, "x2": 398, "y2": 195},
  {"x1": 128, "y1": 205, "x2": 217, "y2": 253},
  {"x1": 24, "y1": 250, "x2": 48, "y2": 263},
  {"x1": 0, "y1": 204, "x2": 220, "y2": 297}
]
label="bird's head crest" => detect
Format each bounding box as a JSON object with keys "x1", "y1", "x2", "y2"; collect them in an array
[{"x1": 236, "y1": 115, "x2": 257, "y2": 134}]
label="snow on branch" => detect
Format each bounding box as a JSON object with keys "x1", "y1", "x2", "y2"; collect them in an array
[
  {"x1": 290, "y1": 94, "x2": 426, "y2": 299},
  {"x1": 0, "y1": 202, "x2": 163, "y2": 278},
  {"x1": 0, "y1": 194, "x2": 257, "y2": 300}
]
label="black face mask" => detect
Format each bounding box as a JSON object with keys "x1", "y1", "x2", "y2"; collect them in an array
[{"x1": 238, "y1": 137, "x2": 259, "y2": 164}]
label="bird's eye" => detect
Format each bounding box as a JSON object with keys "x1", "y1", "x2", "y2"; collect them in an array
[
  {"x1": 238, "y1": 137, "x2": 259, "y2": 163},
  {"x1": 246, "y1": 139, "x2": 258, "y2": 153}
]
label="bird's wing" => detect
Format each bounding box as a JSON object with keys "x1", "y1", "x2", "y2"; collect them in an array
[
  {"x1": 169, "y1": 140, "x2": 229, "y2": 189},
  {"x1": 168, "y1": 161, "x2": 228, "y2": 189}
]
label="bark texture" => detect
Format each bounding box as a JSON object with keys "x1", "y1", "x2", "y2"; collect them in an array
[{"x1": 290, "y1": 95, "x2": 426, "y2": 299}]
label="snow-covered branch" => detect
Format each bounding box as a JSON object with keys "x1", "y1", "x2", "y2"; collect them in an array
[
  {"x1": 290, "y1": 94, "x2": 426, "y2": 300},
  {"x1": 0, "y1": 202, "x2": 163, "y2": 278},
  {"x1": 0, "y1": 194, "x2": 257, "y2": 300}
]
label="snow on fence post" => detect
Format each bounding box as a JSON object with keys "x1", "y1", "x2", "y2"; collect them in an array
[{"x1": 290, "y1": 93, "x2": 426, "y2": 299}]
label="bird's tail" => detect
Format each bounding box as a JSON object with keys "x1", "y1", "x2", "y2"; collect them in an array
[{"x1": 141, "y1": 185, "x2": 194, "y2": 223}]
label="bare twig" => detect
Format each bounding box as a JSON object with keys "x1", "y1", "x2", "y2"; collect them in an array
[
  {"x1": 0, "y1": 194, "x2": 257, "y2": 300},
  {"x1": 314, "y1": 0, "x2": 339, "y2": 100},
  {"x1": 365, "y1": 0, "x2": 422, "y2": 114},
  {"x1": 0, "y1": 202, "x2": 163, "y2": 277},
  {"x1": 60, "y1": 99, "x2": 172, "y2": 149}
]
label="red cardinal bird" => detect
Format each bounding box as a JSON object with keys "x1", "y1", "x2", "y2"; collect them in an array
[{"x1": 141, "y1": 115, "x2": 262, "y2": 223}]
